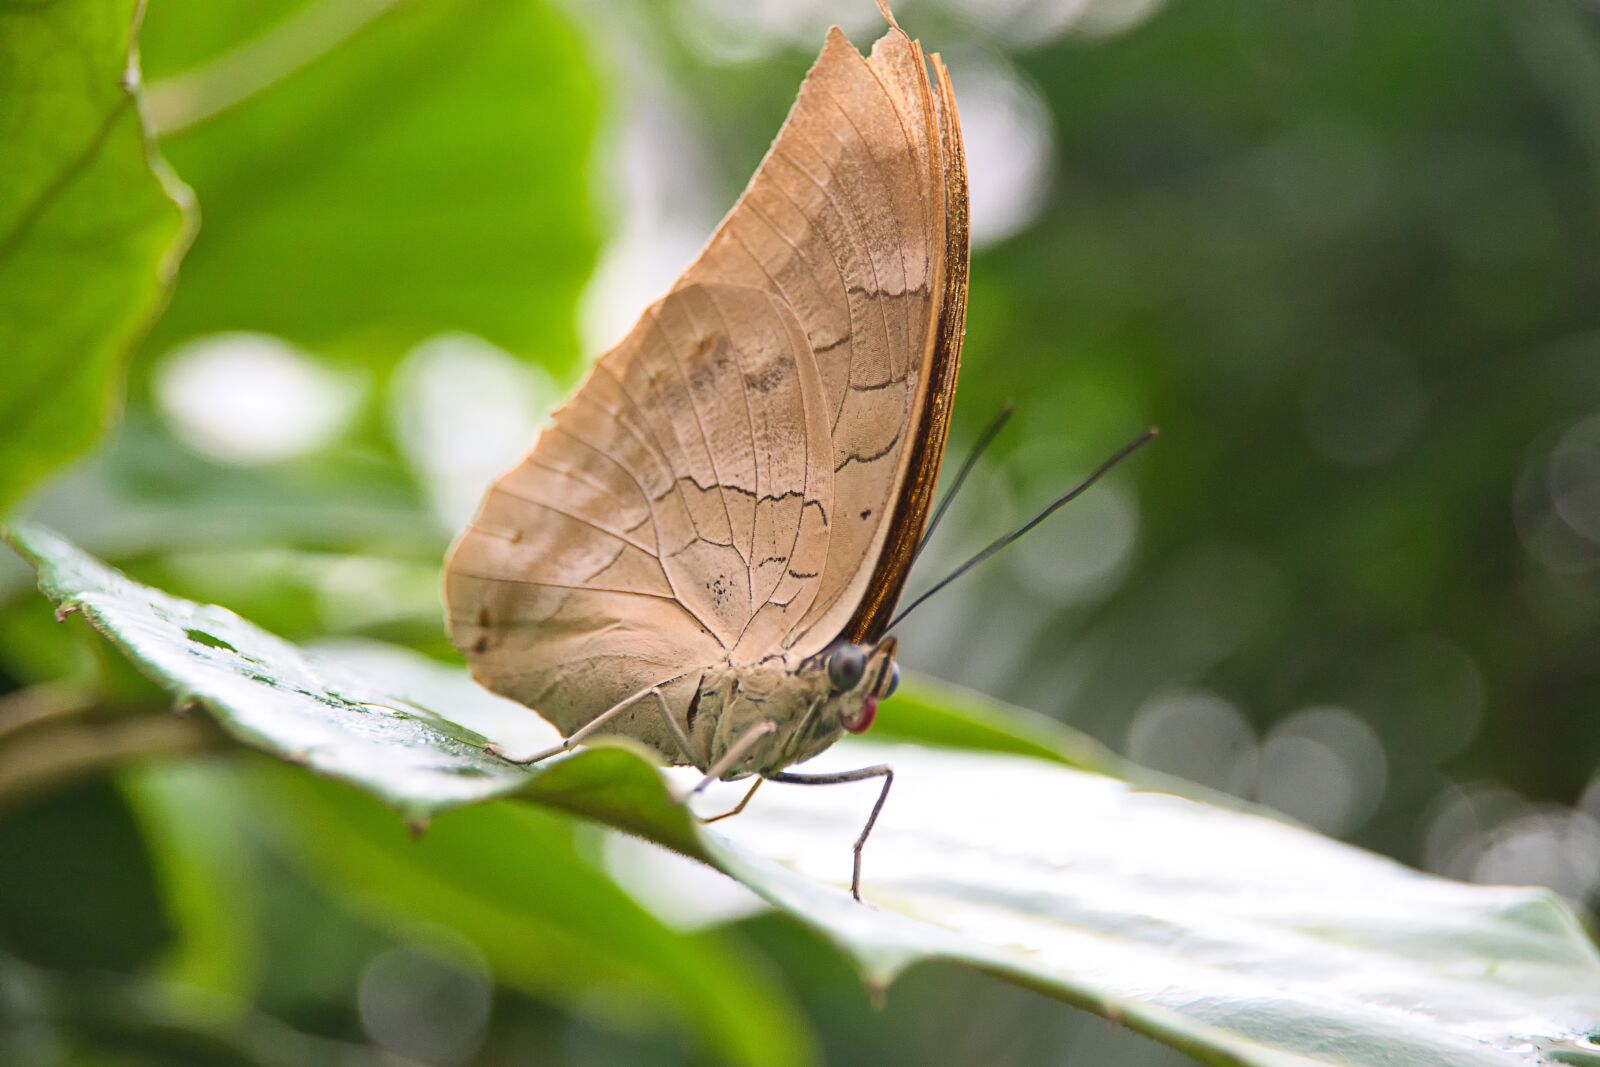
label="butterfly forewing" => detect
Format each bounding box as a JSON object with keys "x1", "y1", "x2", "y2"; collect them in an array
[
  {"x1": 445, "y1": 18, "x2": 967, "y2": 763},
  {"x1": 681, "y1": 26, "x2": 963, "y2": 654},
  {"x1": 845, "y1": 48, "x2": 969, "y2": 644}
]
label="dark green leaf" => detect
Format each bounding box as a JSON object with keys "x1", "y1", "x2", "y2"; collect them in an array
[
  {"x1": 0, "y1": 0, "x2": 193, "y2": 515},
  {"x1": 0, "y1": 777, "x2": 172, "y2": 972},
  {"x1": 260, "y1": 766, "x2": 813, "y2": 1067}
]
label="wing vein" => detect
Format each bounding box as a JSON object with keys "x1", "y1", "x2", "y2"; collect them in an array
[
  {"x1": 819, "y1": 81, "x2": 915, "y2": 380},
  {"x1": 691, "y1": 291, "x2": 763, "y2": 595},
  {"x1": 773, "y1": 140, "x2": 895, "y2": 393},
  {"x1": 549, "y1": 423, "x2": 728, "y2": 646},
  {"x1": 589, "y1": 356, "x2": 729, "y2": 553},
  {"x1": 448, "y1": 570, "x2": 677, "y2": 601},
  {"x1": 758, "y1": 176, "x2": 856, "y2": 429},
  {"x1": 650, "y1": 304, "x2": 750, "y2": 568},
  {"x1": 478, "y1": 493, "x2": 658, "y2": 558}
]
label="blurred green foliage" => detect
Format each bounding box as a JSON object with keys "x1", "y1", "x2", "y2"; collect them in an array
[
  {"x1": 0, "y1": 0, "x2": 191, "y2": 515},
  {"x1": 5, "y1": 0, "x2": 1600, "y2": 1063},
  {"x1": 139, "y1": 0, "x2": 600, "y2": 374}
]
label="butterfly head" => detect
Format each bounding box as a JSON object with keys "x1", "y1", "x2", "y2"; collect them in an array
[{"x1": 823, "y1": 636, "x2": 900, "y2": 734}]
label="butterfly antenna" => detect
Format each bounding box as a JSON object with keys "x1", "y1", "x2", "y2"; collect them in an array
[
  {"x1": 914, "y1": 403, "x2": 1014, "y2": 562},
  {"x1": 888, "y1": 427, "x2": 1159, "y2": 631}
]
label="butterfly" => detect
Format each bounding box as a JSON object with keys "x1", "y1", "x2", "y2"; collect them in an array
[{"x1": 445, "y1": 3, "x2": 967, "y2": 900}]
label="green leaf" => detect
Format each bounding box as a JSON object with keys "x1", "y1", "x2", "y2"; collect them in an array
[
  {"x1": 137, "y1": 0, "x2": 601, "y2": 371},
  {"x1": 258, "y1": 765, "x2": 814, "y2": 1067},
  {"x1": 10, "y1": 522, "x2": 1600, "y2": 1067},
  {"x1": 122, "y1": 760, "x2": 262, "y2": 1000},
  {"x1": 0, "y1": 776, "x2": 173, "y2": 972},
  {"x1": 7, "y1": 522, "x2": 526, "y2": 820},
  {"x1": 878, "y1": 675, "x2": 1125, "y2": 771},
  {"x1": 0, "y1": 0, "x2": 193, "y2": 515}
]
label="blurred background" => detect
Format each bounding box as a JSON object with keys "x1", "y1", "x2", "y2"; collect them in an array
[{"x1": 4, "y1": 0, "x2": 1600, "y2": 1063}]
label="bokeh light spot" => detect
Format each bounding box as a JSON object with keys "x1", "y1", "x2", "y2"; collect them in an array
[
  {"x1": 1258, "y1": 706, "x2": 1386, "y2": 836},
  {"x1": 950, "y1": 56, "x2": 1055, "y2": 248},
  {"x1": 1422, "y1": 782, "x2": 1535, "y2": 882},
  {"x1": 1470, "y1": 809, "x2": 1600, "y2": 903},
  {"x1": 390, "y1": 333, "x2": 559, "y2": 531},
  {"x1": 154, "y1": 333, "x2": 362, "y2": 466},
  {"x1": 1126, "y1": 690, "x2": 1256, "y2": 797},
  {"x1": 1550, "y1": 414, "x2": 1600, "y2": 544},
  {"x1": 1008, "y1": 480, "x2": 1138, "y2": 607},
  {"x1": 358, "y1": 940, "x2": 492, "y2": 1065}
]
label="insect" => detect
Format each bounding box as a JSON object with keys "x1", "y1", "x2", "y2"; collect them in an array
[{"x1": 444, "y1": 2, "x2": 965, "y2": 901}]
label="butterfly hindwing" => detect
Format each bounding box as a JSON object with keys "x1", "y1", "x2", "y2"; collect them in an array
[{"x1": 446, "y1": 281, "x2": 832, "y2": 751}]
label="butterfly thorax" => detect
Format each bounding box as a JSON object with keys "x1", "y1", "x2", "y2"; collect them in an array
[
  {"x1": 691, "y1": 658, "x2": 841, "y2": 779},
  {"x1": 692, "y1": 644, "x2": 894, "y2": 779}
]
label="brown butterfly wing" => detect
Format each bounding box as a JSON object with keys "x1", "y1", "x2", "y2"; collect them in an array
[
  {"x1": 681, "y1": 25, "x2": 968, "y2": 652},
  {"x1": 445, "y1": 282, "x2": 833, "y2": 754},
  {"x1": 445, "y1": 21, "x2": 966, "y2": 752}
]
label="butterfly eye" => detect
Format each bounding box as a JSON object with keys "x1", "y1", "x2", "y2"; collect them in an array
[
  {"x1": 826, "y1": 644, "x2": 867, "y2": 691},
  {"x1": 881, "y1": 661, "x2": 900, "y2": 699}
]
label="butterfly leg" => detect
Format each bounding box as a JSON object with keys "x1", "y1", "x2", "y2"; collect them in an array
[
  {"x1": 690, "y1": 721, "x2": 776, "y2": 795},
  {"x1": 766, "y1": 764, "x2": 894, "y2": 902},
  {"x1": 483, "y1": 676, "x2": 686, "y2": 765},
  {"x1": 647, "y1": 687, "x2": 699, "y2": 768},
  {"x1": 703, "y1": 778, "x2": 763, "y2": 824}
]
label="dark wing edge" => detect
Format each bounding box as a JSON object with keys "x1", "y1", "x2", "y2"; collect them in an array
[{"x1": 844, "y1": 48, "x2": 969, "y2": 644}]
